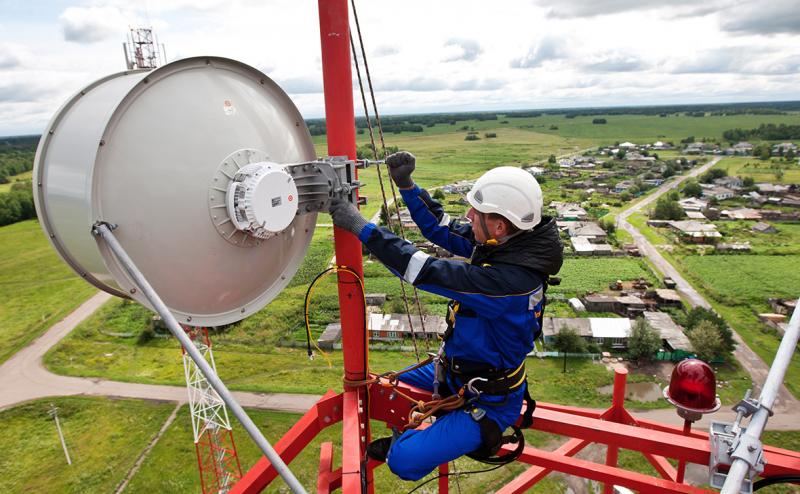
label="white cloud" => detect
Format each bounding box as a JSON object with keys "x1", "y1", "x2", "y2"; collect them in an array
[
  {"x1": 373, "y1": 45, "x2": 399, "y2": 57},
  {"x1": 60, "y1": 6, "x2": 132, "y2": 43},
  {"x1": 442, "y1": 39, "x2": 482, "y2": 62},
  {"x1": 510, "y1": 36, "x2": 569, "y2": 69},
  {"x1": 719, "y1": 0, "x2": 800, "y2": 35}
]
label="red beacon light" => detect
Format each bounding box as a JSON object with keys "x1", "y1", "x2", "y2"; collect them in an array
[{"x1": 664, "y1": 358, "x2": 721, "y2": 421}]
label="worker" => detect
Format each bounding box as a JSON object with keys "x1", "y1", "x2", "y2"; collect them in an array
[{"x1": 328, "y1": 151, "x2": 563, "y2": 481}]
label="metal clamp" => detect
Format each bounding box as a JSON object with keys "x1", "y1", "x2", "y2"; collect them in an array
[{"x1": 709, "y1": 421, "x2": 766, "y2": 494}]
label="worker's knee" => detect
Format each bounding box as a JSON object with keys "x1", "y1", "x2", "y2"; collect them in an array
[{"x1": 386, "y1": 442, "x2": 428, "y2": 481}]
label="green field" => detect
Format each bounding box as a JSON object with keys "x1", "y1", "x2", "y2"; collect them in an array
[
  {"x1": 0, "y1": 220, "x2": 96, "y2": 364},
  {"x1": 0, "y1": 170, "x2": 32, "y2": 193},
  {"x1": 0, "y1": 396, "x2": 175, "y2": 493},
  {"x1": 678, "y1": 255, "x2": 800, "y2": 398},
  {"x1": 713, "y1": 156, "x2": 800, "y2": 184}
]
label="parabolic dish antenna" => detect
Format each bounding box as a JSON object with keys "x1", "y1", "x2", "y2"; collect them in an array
[{"x1": 33, "y1": 57, "x2": 321, "y2": 326}]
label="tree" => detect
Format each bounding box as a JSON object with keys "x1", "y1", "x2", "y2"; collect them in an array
[
  {"x1": 553, "y1": 326, "x2": 587, "y2": 373},
  {"x1": 548, "y1": 154, "x2": 556, "y2": 164},
  {"x1": 681, "y1": 179, "x2": 701, "y2": 197},
  {"x1": 616, "y1": 149, "x2": 627, "y2": 160},
  {"x1": 432, "y1": 189, "x2": 445, "y2": 201},
  {"x1": 743, "y1": 176, "x2": 755, "y2": 187},
  {"x1": 754, "y1": 143, "x2": 772, "y2": 160},
  {"x1": 688, "y1": 321, "x2": 725, "y2": 362},
  {"x1": 652, "y1": 196, "x2": 684, "y2": 220},
  {"x1": 685, "y1": 307, "x2": 735, "y2": 354},
  {"x1": 628, "y1": 319, "x2": 661, "y2": 362}
]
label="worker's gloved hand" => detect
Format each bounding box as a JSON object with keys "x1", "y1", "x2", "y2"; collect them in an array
[
  {"x1": 385, "y1": 151, "x2": 416, "y2": 189},
  {"x1": 329, "y1": 197, "x2": 369, "y2": 236}
]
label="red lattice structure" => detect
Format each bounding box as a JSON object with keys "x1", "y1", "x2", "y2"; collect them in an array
[
  {"x1": 221, "y1": 1, "x2": 800, "y2": 492},
  {"x1": 183, "y1": 327, "x2": 243, "y2": 493}
]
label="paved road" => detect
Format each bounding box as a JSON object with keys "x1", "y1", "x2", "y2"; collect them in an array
[
  {"x1": 617, "y1": 157, "x2": 799, "y2": 412},
  {"x1": 0, "y1": 291, "x2": 319, "y2": 413}
]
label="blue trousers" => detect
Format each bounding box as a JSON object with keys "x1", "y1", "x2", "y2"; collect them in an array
[{"x1": 386, "y1": 362, "x2": 524, "y2": 481}]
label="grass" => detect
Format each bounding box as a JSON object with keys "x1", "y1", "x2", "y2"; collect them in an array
[
  {"x1": 0, "y1": 220, "x2": 96, "y2": 364},
  {"x1": 675, "y1": 255, "x2": 800, "y2": 398},
  {"x1": 549, "y1": 257, "x2": 656, "y2": 296},
  {"x1": 0, "y1": 396, "x2": 175, "y2": 493},
  {"x1": 713, "y1": 156, "x2": 800, "y2": 184},
  {"x1": 0, "y1": 170, "x2": 32, "y2": 193}
]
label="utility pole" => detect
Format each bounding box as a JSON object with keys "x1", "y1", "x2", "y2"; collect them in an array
[{"x1": 48, "y1": 404, "x2": 72, "y2": 466}]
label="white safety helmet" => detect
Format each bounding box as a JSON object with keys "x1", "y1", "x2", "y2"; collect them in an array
[{"x1": 466, "y1": 166, "x2": 543, "y2": 230}]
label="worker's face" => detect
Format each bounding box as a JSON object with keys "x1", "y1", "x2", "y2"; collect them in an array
[{"x1": 466, "y1": 207, "x2": 507, "y2": 243}]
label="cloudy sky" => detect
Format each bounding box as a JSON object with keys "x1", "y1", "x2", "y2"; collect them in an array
[{"x1": 1, "y1": 0, "x2": 799, "y2": 136}]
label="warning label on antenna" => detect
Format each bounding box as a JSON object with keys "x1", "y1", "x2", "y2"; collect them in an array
[{"x1": 223, "y1": 99, "x2": 236, "y2": 116}]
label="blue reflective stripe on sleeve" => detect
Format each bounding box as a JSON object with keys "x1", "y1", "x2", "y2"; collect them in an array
[{"x1": 358, "y1": 222, "x2": 377, "y2": 243}]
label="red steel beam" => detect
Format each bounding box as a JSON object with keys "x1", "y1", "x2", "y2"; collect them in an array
[
  {"x1": 318, "y1": 442, "x2": 335, "y2": 494},
  {"x1": 438, "y1": 463, "x2": 449, "y2": 493},
  {"x1": 496, "y1": 438, "x2": 590, "y2": 494},
  {"x1": 532, "y1": 407, "x2": 711, "y2": 465},
  {"x1": 230, "y1": 391, "x2": 342, "y2": 494},
  {"x1": 515, "y1": 446, "x2": 714, "y2": 494}
]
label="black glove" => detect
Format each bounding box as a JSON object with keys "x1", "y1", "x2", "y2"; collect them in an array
[
  {"x1": 385, "y1": 151, "x2": 416, "y2": 189},
  {"x1": 329, "y1": 197, "x2": 368, "y2": 235}
]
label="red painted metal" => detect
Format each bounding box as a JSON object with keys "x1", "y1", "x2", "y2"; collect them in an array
[
  {"x1": 437, "y1": 463, "x2": 449, "y2": 493},
  {"x1": 318, "y1": 442, "x2": 335, "y2": 494},
  {"x1": 230, "y1": 391, "x2": 342, "y2": 494},
  {"x1": 514, "y1": 445, "x2": 713, "y2": 494},
  {"x1": 318, "y1": 1, "x2": 370, "y2": 491},
  {"x1": 495, "y1": 438, "x2": 590, "y2": 494},
  {"x1": 677, "y1": 419, "x2": 693, "y2": 483}
]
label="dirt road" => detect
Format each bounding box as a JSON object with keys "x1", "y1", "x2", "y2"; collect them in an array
[{"x1": 617, "y1": 157, "x2": 799, "y2": 412}]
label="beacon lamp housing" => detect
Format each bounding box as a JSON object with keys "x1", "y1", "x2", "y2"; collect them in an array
[{"x1": 664, "y1": 358, "x2": 721, "y2": 422}]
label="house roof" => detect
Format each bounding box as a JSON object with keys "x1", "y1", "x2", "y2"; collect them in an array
[
  {"x1": 685, "y1": 211, "x2": 707, "y2": 220},
  {"x1": 590, "y1": 318, "x2": 631, "y2": 338},
  {"x1": 752, "y1": 222, "x2": 776, "y2": 232},
  {"x1": 569, "y1": 222, "x2": 607, "y2": 237},
  {"x1": 643, "y1": 312, "x2": 693, "y2": 351},
  {"x1": 543, "y1": 317, "x2": 592, "y2": 337},
  {"x1": 668, "y1": 220, "x2": 718, "y2": 233},
  {"x1": 655, "y1": 289, "x2": 682, "y2": 302}
]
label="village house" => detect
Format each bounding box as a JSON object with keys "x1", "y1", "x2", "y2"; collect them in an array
[
  {"x1": 772, "y1": 142, "x2": 798, "y2": 155},
  {"x1": 713, "y1": 176, "x2": 744, "y2": 189},
  {"x1": 552, "y1": 202, "x2": 588, "y2": 220},
  {"x1": 651, "y1": 141, "x2": 672, "y2": 150},
  {"x1": 571, "y1": 237, "x2": 613, "y2": 256},
  {"x1": 542, "y1": 312, "x2": 693, "y2": 352},
  {"x1": 768, "y1": 298, "x2": 796, "y2": 316},
  {"x1": 685, "y1": 211, "x2": 707, "y2": 220},
  {"x1": 566, "y1": 222, "x2": 607, "y2": 242},
  {"x1": 678, "y1": 197, "x2": 709, "y2": 212},
  {"x1": 652, "y1": 289, "x2": 683, "y2": 308},
  {"x1": 667, "y1": 220, "x2": 722, "y2": 243},
  {"x1": 782, "y1": 195, "x2": 800, "y2": 208},
  {"x1": 614, "y1": 180, "x2": 635, "y2": 193},
  {"x1": 581, "y1": 294, "x2": 650, "y2": 317},
  {"x1": 732, "y1": 142, "x2": 754, "y2": 155},
  {"x1": 525, "y1": 166, "x2": 545, "y2": 176},
  {"x1": 642, "y1": 312, "x2": 693, "y2": 352},
  {"x1": 715, "y1": 242, "x2": 751, "y2": 253},
  {"x1": 752, "y1": 222, "x2": 777, "y2": 234},
  {"x1": 701, "y1": 185, "x2": 735, "y2": 201},
  {"x1": 757, "y1": 183, "x2": 790, "y2": 196},
  {"x1": 720, "y1": 208, "x2": 762, "y2": 220},
  {"x1": 441, "y1": 180, "x2": 474, "y2": 194},
  {"x1": 321, "y1": 314, "x2": 448, "y2": 347}
]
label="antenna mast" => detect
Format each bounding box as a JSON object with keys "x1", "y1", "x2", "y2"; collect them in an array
[{"x1": 123, "y1": 27, "x2": 165, "y2": 70}]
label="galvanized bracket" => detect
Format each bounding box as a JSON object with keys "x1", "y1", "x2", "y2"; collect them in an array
[
  {"x1": 709, "y1": 421, "x2": 766, "y2": 494},
  {"x1": 286, "y1": 156, "x2": 365, "y2": 217}
]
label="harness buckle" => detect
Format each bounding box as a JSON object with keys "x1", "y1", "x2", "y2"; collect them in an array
[{"x1": 466, "y1": 377, "x2": 488, "y2": 396}]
